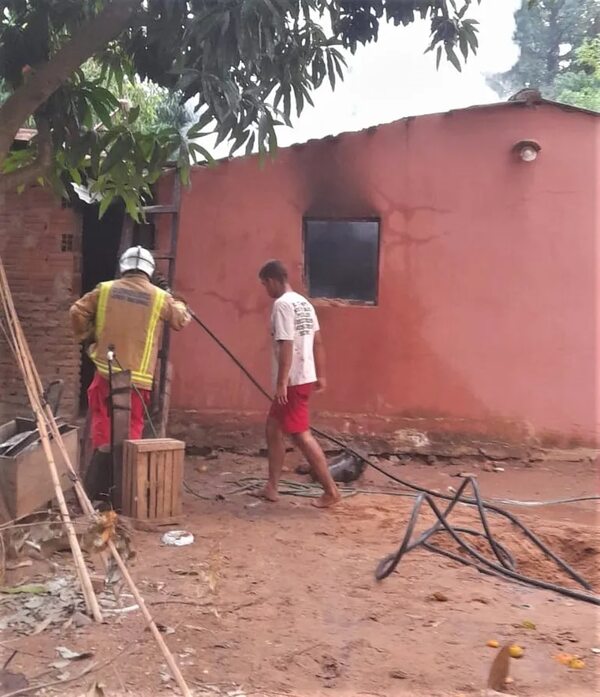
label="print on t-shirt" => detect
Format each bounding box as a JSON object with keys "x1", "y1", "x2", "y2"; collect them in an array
[{"x1": 292, "y1": 300, "x2": 314, "y2": 336}]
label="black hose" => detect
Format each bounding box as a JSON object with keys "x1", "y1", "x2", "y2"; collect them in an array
[
  {"x1": 310, "y1": 427, "x2": 593, "y2": 591},
  {"x1": 187, "y1": 309, "x2": 599, "y2": 605},
  {"x1": 375, "y1": 482, "x2": 600, "y2": 606},
  {"x1": 189, "y1": 310, "x2": 272, "y2": 402}
]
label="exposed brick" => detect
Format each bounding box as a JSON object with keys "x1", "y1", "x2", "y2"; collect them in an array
[{"x1": 0, "y1": 186, "x2": 81, "y2": 422}]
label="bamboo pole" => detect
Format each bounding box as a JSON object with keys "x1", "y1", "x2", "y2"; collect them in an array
[
  {"x1": 0, "y1": 259, "x2": 193, "y2": 696},
  {"x1": 106, "y1": 539, "x2": 192, "y2": 697},
  {"x1": 0, "y1": 263, "x2": 102, "y2": 621}
]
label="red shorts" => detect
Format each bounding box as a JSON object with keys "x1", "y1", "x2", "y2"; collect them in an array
[
  {"x1": 87, "y1": 372, "x2": 150, "y2": 449},
  {"x1": 269, "y1": 383, "x2": 314, "y2": 434}
]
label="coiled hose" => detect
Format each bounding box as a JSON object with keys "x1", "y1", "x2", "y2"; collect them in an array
[{"x1": 188, "y1": 310, "x2": 600, "y2": 606}]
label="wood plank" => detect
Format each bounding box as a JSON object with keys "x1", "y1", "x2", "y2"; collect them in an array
[
  {"x1": 156, "y1": 450, "x2": 166, "y2": 519},
  {"x1": 129, "y1": 444, "x2": 137, "y2": 518},
  {"x1": 132, "y1": 449, "x2": 139, "y2": 518},
  {"x1": 125, "y1": 438, "x2": 184, "y2": 453},
  {"x1": 122, "y1": 442, "x2": 132, "y2": 516},
  {"x1": 136, "y1": 450, "x2": 148, "y2": 519},
  {"x1": 148, "y1": 452, "x2": 158, "y2": 519},
  {"x1": 171, "y1": 447, "x2": 183, "y2": 516},
  {"x1": 127, "y1": 443, "x2": 134, "y2": 515},
  {"x1": 163, "y1": 450, "x2": 174, "y2": 518},
  {"x1": 122, "y1": 443, "x2": 129, "y2": 515}
]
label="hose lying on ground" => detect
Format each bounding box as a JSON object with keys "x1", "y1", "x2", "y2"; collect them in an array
[
  {"x1": 374, "y1": 475, "x2": 600, "y2": 606},
  {"x1": 187, "y1": 310, "x2": 600, "y2": 606}
]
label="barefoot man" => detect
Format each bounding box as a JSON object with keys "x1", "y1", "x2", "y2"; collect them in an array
[{"x1": 258, "y1": 260, "x2": 341, "y2": 508}]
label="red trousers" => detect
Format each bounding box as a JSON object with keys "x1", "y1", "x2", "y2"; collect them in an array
[{"x1": 87, "y1": 372, "x2": 150, "y2": 449}]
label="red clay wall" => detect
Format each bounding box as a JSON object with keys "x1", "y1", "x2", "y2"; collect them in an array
[
  {"x1": 0, "y1": 187, "x2": 81, "y2": 422},
  {"x1": 168, "y1": 103, "x2": 599, "y2": 449}
]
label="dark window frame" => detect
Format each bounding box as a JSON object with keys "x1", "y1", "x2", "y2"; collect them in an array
[{"x1": 303, "y1": 216, "x2": 381, "y2": 306}]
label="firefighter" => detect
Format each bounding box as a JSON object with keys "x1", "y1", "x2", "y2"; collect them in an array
[{"x1": 70, "y1": 246, "x2": 190, "y2": 501}]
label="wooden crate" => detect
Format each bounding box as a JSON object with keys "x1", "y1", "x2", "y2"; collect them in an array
[
  {"x1": 0, "y1": 418, "x2": 78, "y2": 520},
  {"x1": 122, "y1": 439, "x2": 184, "y2": 520}
]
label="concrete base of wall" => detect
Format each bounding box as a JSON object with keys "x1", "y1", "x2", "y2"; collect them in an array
[{"x1": 168, "y1": 409, "x2": 598, "y2": 466}]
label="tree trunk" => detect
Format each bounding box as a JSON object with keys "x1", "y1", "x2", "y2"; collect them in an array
[{"x1": 0, "y1": 0, "x2": 139, "y2": 189}]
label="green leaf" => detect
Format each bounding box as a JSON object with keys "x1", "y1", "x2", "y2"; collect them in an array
[
  {"x1": 463, "y1": 24, "x2": 479, "y2": 52},
  {"x1": 228, "y1": 129, "x2": 250, "y2": 155},
  {"x1": 68, "y1": 167, "x2": 82, "y2": 185},
  {"x1": 100, "y1": 137, "x2": 130, "y2": 175},
  {"x1": 459, "y1": 33, "x2": 469, "y2": 61},
  {"x1": 283, "y1": 89, "x2": 291, "y2": 124},
  {"x1": 326, "y1": 51, "x2": 336, "y2": 90},
  {"x1": 267, "y1": 118, "x2": 278, "y2": 154},
  {"x1": 127, "y1": 105, "x2": 140, "y2": 124},
  {"x1": 187, "y1": 110, "x2": 214, "y2": 137},
  {"x1": 92, "y1": 98, "x2": 114, "y2": 129},
  {"x1": 91, "y1": 85, "x2": 120, "y2": 110},
  {"x1": 445, "y1": 45, "x2": 462, "y2": 72},
  {"x1": 189, "y1": 142, "x2": 215, "y2": 164},
  {"x1": 98, "y1": 191, "x2": 116, "y2": 219},
  {"x1": 122, "y1": 192, "x2": 141, "y2": 222}
]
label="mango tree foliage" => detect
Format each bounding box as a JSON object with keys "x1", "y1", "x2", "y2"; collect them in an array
[{"x1": 0, "y1": 0, "x2": 484, "y2": 217}]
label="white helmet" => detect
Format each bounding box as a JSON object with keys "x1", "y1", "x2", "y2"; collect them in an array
[{"x1": 119, "y1": 246, "x2": 155, "y2": 278}]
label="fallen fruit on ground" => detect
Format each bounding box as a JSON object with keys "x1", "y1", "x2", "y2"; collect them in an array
[
  {"x1": 568, "y1": 658, "x2": 585, "y2": 669},
  {"x1": 509, "y1": 645, "x2": 524, "y2": 659},
  {"x1": 487, "y1": 640, "x2": 500, "y2": 648},
  {"x1": 555, "y1": 653, "x2": 575, "y2": 666}
]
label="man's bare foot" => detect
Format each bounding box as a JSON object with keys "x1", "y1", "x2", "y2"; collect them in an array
[
  {"x1": 251, "y1": 485, "x2": 279, "y2": 502},
  {"x1": 312, "y1": 491, "x2": 342, "y2": 508}
]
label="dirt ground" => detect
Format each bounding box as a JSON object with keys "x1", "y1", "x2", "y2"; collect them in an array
[{"x1": 1, "y1": 453, "x2": 599, "y2": 697}]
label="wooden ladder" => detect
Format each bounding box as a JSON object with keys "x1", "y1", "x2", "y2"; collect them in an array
[{"x1": 118, "y1": 172, "x2": 182, "y2": 437}]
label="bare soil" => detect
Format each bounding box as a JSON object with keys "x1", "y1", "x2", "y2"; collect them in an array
[{"x1": 1, "y1": 454, "x2": 599, "y2": 697}]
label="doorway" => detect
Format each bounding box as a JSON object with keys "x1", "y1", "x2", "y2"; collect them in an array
[{"x1": 78, "y1": 202, "x2": 124, "y2": 413}]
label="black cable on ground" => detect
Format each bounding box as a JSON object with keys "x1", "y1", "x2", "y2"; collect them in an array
[
  {"x1": 187, "y1": 309, "x2": 600, "y2": 605},
  {"x1": 375, "y1": 478, "x2": 600, "y2": 605}
]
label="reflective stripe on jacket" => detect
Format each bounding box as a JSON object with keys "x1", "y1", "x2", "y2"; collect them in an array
[{"x1": 69, "y1": 273, "x2": 190, "y2": 389}]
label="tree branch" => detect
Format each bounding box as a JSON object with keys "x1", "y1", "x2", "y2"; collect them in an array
[
  {"x1": 0, "y1": 118, "x2": 53, "y2": 194},
  {"x1": 0, "y1": 0, "x2": 139, "y2": 167}
]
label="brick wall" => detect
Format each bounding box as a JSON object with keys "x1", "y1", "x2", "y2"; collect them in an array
[{"x1": 0, "y1": 187, "x2": 82, "y2": 423}]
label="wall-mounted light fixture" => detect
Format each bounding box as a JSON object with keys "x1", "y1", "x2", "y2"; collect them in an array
[{"x1": 513, "y1": 139, "x2": 541, "y2": 162}]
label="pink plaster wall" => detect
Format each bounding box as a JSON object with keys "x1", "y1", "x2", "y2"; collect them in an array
[{"x1": 167, "y1": 102, "x2": 599, "y2": 447}]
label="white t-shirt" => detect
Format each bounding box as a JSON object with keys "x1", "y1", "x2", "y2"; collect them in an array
[{"x1": 271, "y1": 291, "x2": 320, "y2": 387}]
